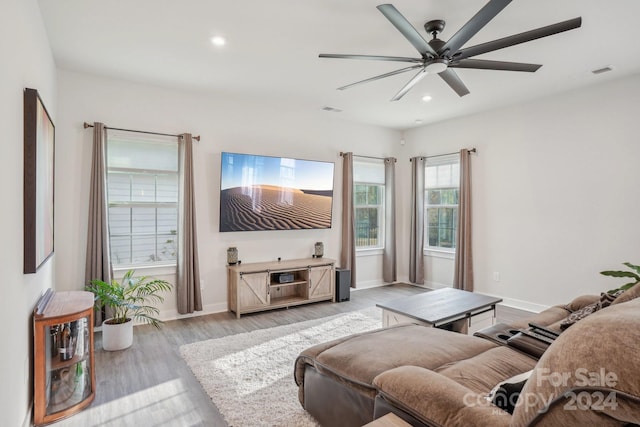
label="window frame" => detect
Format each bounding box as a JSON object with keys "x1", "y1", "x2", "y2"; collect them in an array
[
  {"x1": 106, "y1": 135, "x2": 179, "y2": 271},
  {"x1": 424, "y1": 154, "x2": 460, "y2": 256},
  {"x1": 353, "y1": 182, "x2": 385, "y2": 251}
]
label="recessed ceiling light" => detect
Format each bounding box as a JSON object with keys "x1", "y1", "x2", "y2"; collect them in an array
[
  {"x1": 421, "y1": 95, "x2": 432, "y2": 102},
  {"x1": 211, "y1": 36, "x2": 226, "y2": 47},
  {"x1": 415, "y1": 119, "x2": 423, "y2": 124}
]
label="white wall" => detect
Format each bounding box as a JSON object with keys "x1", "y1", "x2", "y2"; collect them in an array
[
  {"x1": 55, "y1": 70, "x2": 399, "y2": 318},
  {"x1": 400, "y1": 73, "x2": 640, "y2": 309},
  {"x1": 0, "y1": 1, "x2": 57, "y2": 426}
]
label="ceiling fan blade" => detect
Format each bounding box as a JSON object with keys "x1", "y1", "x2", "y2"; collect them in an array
[
  {"x1": 440, "y1": 0, "x2": 512, "y2": 56},
  {"x1": 454, "y1": 17, "x2": 582, "y2": 60},
  {"x1": 377, "y1": 4, "x2": 437, "y2": 57},
  {"x1": 438, "y1": 69, "x2": 470, "y2": 97},
  {"x1": 390, "y1": 68, "x2": 428, "y2": 101},
  {"x1": 450, "y1": 58, "x2": 541, "y2": 72},
  {"x1": 337, "y1": 65, "x2": 423, "y2": 90},
  {"x1": 319, "y1": 53, "x2": 423, "y2": 63}
]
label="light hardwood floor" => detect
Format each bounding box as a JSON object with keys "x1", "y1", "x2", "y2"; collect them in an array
[{"x1": 52, "y1": 284, "x2": 531, "y2": 427}]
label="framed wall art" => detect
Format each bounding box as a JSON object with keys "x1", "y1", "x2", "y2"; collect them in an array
[{"x1": 24, "y1": 88, "x2": 55, "y2": 274}]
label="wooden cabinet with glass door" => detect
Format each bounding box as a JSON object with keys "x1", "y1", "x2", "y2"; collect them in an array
[{"x1": 33, "y1": 290, "x2": 95, "y2": 426}]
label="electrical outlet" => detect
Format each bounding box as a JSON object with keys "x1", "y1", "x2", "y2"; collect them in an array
[
  {"x1": 493, "y1": 272, "x2": 500, "y2": 282},
  {"x1": 200, "y1": 279, "x2": 206, "y2": 290}
]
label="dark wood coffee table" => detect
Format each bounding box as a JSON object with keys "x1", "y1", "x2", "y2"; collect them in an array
[{"x1": 376, "y1": 288, "x2": 503, "y2": 335}]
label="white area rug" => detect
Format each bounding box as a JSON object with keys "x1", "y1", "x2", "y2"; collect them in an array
[{"x1": 180, "y1": 307, "x2": 382, "y2": 427}]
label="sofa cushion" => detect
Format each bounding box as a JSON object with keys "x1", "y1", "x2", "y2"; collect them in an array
[
  {"x1": 560, "y1": 292, "x2": 619, "y2": 329},
  {"x1": 307, "y1": 324, "x2": 497, "y2": 388},
  {"x1": 611, "y1": 281, "x2": 640, "y2": 305},
  {"x1": 434, "y1": 346, "x2": 537, "y2": 394},
  {"x1": 564, "y1": 294, "x2": 600, "y2": 312},
  {"x1": 373, "y1": 366, "x2": 511, "y2": 427},
  {"x1": 511, "y1": 298, "x2": 640, "y2": 427}
]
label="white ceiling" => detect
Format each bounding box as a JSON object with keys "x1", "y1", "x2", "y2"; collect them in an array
[{"x1": 38, "y1": 0, "x2": 640, "y2": 130}]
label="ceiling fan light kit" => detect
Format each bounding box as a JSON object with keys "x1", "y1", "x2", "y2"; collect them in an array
[{"x1": 320, "y1": 0, "x2": 582, "y2": 101}]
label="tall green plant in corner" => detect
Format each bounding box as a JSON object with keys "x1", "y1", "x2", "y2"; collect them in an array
[
  {"x1": 600, "y1": 262, "x2": 640, "y2": 294},
  {"x1": 86, "y1": 270, "x2": 172, "y2": 328}
]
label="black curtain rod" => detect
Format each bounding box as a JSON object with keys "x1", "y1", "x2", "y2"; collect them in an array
[
  {"x1": 411, "y1": 148, "x2": 476, "y2": 161},
  {"x1": 83, "y1": 122, "x2": 200, "y2": 141},
  {"x1": 339, "y1": 152, "x2": 397, "y2": 162}
]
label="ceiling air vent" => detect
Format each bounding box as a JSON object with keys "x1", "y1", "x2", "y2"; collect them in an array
[
  {"x1": 321, "y1": 106, "x2": 342, "y2": 113},
  {"x1": 591, "y1": 66, "x2": 614, "y2": 75}
]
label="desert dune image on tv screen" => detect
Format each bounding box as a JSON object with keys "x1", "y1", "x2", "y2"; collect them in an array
[{"x1": 219, "y1": 152, "x2": 334, "y2": 232}]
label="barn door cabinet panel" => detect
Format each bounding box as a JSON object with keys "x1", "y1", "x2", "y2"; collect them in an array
[
  {"x1": 228, "y1": 258, "x2": 335, "y2": 318},
  {"x1": 33, "y1": 290, "x2": 96, "y2": 426}
]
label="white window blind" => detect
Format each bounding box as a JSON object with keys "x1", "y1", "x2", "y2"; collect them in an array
[{"x1": 106, "y1": 133, "x2": 179, "y2": 267}]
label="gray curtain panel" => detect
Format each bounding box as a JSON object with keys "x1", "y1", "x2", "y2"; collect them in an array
[
  {"x1": 409, "y1": 157, "x2": 425, "y2": 284},
  {"x1": 85, "y1": 122, "x2": 113, "y2": 325},
  {"x1": 383, "y1": 157, "x2": 397, "y2": 283},
  {"x1": 340, "y1": 152, "x2": 357, "y2": 288},
  {"x1": 454, "y1": 149, "x2": 474, "y2": 291},
  {"x1": 177, "y1": 133, "x2": 203, "y2": 314}
]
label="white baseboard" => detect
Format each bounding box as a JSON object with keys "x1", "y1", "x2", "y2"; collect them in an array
[
  {"x1": 424, "y1": 280, "x2": 450, "y2": 289},
  {"x1": 487, "y1": 294, "x2": 550, "y2": 313},
  {"x1": 159, "y1": 302, "x2": 228, "y2": 322},
  {"x1": 92, "y1": 303, "x2": 230, "y2": 331},
  {"x1": 399, "y1": 282, "x2": 550, "y2": 314},
  {"x1": 352, "y1": 279, "x2": 387, "y2": 290}
]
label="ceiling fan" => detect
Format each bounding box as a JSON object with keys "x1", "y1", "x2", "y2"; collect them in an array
[{"x1": 319, "y1": 0, "x2": 581, "y2": 100}]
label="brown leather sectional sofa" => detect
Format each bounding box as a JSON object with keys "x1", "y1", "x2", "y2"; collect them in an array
[{"x1": 294, "y1": 291, "x2": 640, "y2": 426}]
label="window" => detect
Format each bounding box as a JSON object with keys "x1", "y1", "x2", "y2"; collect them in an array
[
  {"x1": 106, "y1": 133, "x2": 179, "y2": 267},
  {"x1": 425, "y1": 155, "x2": 459, "y2": 251},
  {"x1": 353, "y1": 160, "x2": 385, "y2": 249}
]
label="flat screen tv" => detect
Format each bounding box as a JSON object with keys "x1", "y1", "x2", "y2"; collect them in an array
[{"x1": 219, "y1": 152, "x2": 335, "y2": 232}]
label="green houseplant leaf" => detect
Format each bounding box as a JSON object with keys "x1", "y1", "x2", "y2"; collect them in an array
[
  {"x1": 600, "y1": 262, "x2": 640, "y2": 294},
  {"x1": 86, "y1": 270, "x2": 172, "y2": 328}
]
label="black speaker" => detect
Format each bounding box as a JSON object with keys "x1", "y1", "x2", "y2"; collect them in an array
[{"x1": 335, "y1": 268, "x2": 351, "y2": 302}]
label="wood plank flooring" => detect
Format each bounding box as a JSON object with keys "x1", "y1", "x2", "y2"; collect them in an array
[{"x1": 52, "y1": 284, "x2": 532, "y2": 427}]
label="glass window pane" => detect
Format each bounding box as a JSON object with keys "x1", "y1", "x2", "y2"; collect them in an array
[
  {"x1": 131, "y1": 235, "x2": 157, "y2": 264},
  {"x1": 355, "y1": 207, "x2": 379, "y2": 247},
  {"x1": 157, "y1": 174, "x2": 178, "y2": 203},
  {"x1": 428, "y1": 190, "x2": 441, "y2": 205},
  {"x1": 108, "y1": 207, "x2": 131, "y2": 235},
  {"x1": 439, "y1": 208, "x2": 454, "y2": 228},
  {"x1": 132, "y1": 208, "x2": 155, "y2": 235},
  {"x1": 131, "y1": 175, "x2": 156, "y2": 203},
  {"x1": 427, "y1": 227, "x2": 439, "y2": 247},
  {"x1": 107, "y1": 173, "x2": 131, "y2": 203},
  {"x1": 157, "y1": 234, "x2": 177, "y2": 261},
  {"x1": 354, "y1": 185, "x2": 367, "y2": 205},
  {"x1": 110, "y1": 235, "x2": 131, "y2": 265},
  {"x1": 439, "y1": 228, "x2": 455, "y2": 248},
  {"x1": 157, "y1": 208, "x2": 178, "y2": 235},
  {"x1": 367, "y1": 186, "x2": 379, "y2": 204},
  {"x1": 427, "y1": 208, "x2": 439, "y2": 226},
  {"x1": 438, "y1": 228, "x2": 453, "y2": 248}
]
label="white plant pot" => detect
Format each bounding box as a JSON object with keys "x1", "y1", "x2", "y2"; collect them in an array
[{"x1": 101, "y1": 318, "x2": 133, "y2": 351}]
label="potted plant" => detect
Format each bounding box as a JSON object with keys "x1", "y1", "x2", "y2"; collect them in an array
[{"x1": 86, "y1": 270, "x2": 172, "y2": 351}]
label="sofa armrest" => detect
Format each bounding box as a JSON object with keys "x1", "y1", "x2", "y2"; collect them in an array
[{"x1": 373, "y1": 366, "x2": 510, "y2": 427}]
